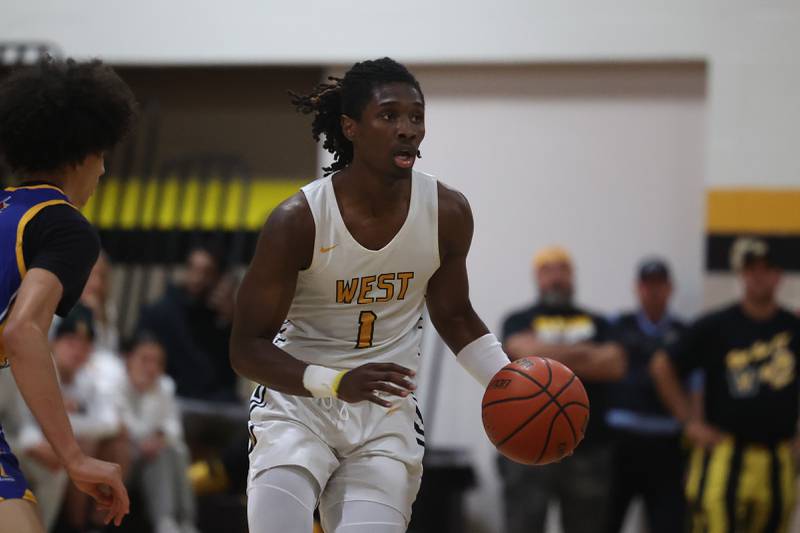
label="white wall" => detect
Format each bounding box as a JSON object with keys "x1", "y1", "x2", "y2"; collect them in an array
[{"x1": 3, "y1": 1, "x2": 800, "y2": 192}]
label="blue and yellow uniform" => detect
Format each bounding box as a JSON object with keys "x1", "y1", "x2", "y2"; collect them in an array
[{"x1": 0, "y1": 184, "x2": 73, "y2": 504}]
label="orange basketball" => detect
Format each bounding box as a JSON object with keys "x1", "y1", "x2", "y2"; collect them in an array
[{"x1": 482, "y1": 356, "x2": 590, "y2": 465}]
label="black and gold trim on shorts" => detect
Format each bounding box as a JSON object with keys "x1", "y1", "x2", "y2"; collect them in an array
[
  {"x1": 686, "y1": 438, "x2": 795, "y2": 533},
  {"x1": 706, "y1": 189, "x2": 800, "y2": 272}
]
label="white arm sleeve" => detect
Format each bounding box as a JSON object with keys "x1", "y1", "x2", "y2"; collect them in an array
[{"x1": 456, "y1": 333, "x2": 511, "y2": 387}]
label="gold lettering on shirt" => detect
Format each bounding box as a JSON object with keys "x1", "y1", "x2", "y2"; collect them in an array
[
  {"x1": 335, "y1": 272, "x2": 415, "y2": 304},
  {"x1": 336, "y1": 278, "x2": 359, "y2": 304},
  {"x1": 725, "y1": 331, "x2": 795, "y2": 396}
]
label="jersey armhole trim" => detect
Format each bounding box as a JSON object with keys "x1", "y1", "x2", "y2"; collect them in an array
[
  {"x1": 15, "y1": 199, "x2": 74, "y2": 277},
  {"x1": 299, "y1": 188, "x2": 320, "y2": 275},
  {"x1": 432, "y1": 179, "x2": 441, "y2": 271}
]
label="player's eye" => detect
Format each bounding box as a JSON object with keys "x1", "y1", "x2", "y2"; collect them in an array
[
  {"x1": 380, "y1": 111, "x2": 395, "y2": 121},
  {"x1": 410, "y1": 113, "x2": 424, "y2": 124}
]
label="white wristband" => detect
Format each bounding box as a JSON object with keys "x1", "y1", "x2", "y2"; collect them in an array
[
  {"x1": 456, "y1": 333, "x2": 511, "y2": 387},
  {"x1": 303, "y1": 364, "x2": 347, "y2": 398}
]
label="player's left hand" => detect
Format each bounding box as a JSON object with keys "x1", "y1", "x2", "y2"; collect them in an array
[{"x1": 337, "y1": 362, "x2": 416, "y2": 407}]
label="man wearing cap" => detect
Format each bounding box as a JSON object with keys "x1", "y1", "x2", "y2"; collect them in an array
[
  {"x1": 498, "y1": 245, "x2": 626, "y2": 533},
  {"x1": 651, "y1": 237, "x2": 800, "y2": 533},
  {"x1": 604, "y1": 258, "x2": 686, "y2": 533}
]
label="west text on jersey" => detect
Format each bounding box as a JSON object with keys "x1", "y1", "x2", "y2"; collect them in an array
[{"x1": 336, "y1": 272, "x2": 415, "y2": 304}]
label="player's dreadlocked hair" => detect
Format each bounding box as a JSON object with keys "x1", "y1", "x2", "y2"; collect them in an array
[
  {"x1": 290, "y1": 57, "x2": 424, "y2": 176},
  {"x1": 0, "y1": 57, "x2": 137, "y2": 174}
]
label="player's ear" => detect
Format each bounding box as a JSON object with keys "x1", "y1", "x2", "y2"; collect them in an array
[{"x1": 340, "y1": 114, "x2": 357, "y2": 142}]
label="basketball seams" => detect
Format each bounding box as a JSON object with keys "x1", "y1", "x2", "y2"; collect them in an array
[
  {"x1": 482, "y1": 387, "x2": 549, "y2": 408},
  {"x1": 534, "y1": 404, "x2": 563, "y2": 464},
  {"x1": 504, "y1": 357, "x2": 553, "y2": 390},
  {"x1": 494, "y1": 370, "x2": 577, "y2": 448},
  {"x1": 503, "y1": 367, "x2": 575, "y2": 411},
  {"x1": 481, "y1": 358, "x2": 553, "y2": 407}
]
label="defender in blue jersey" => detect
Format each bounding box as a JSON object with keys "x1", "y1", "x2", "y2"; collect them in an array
[{"x1": 0, "y1": 57, "x2": 136, "y2": 532}]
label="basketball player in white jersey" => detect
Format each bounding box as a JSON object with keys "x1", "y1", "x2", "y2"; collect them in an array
[{"x1": 230, "y1": 58, "x2": 510, "y2": 533}]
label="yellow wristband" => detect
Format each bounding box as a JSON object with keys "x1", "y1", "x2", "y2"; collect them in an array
[{"x1": 331, "y1": 370, "x2": 349, "y2": 398}]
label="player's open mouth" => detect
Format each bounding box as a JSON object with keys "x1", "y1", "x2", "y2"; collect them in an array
[{"x1": 393, "y1": 148, "x2": 416, "y2": 169}]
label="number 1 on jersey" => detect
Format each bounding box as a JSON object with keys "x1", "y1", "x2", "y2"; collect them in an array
[{"x1": 356, "y1": 311, "x2": 377, "y2": 348}]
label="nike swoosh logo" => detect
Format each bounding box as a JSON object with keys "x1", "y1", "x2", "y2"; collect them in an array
[{"x1": 320, "y1": 245, "x2": 338, "y2": 253}]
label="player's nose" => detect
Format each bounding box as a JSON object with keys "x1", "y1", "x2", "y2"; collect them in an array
[{"x1": 396, "y1": 118, "x2": 418, "y2": 140}]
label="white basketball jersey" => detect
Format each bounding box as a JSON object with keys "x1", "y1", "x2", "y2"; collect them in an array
[{"x1": 276, "y1": 170, "x2": 440, "y2": 374}]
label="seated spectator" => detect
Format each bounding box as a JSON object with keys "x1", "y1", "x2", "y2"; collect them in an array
[
  {"x1": 16, "y1": 305, "x2": 123, "y2": 531},
  {"x1": 80, "y1": 250, "x2": 119, "y2": 353},
  {"x1": 116, "y1": 333, "x2": 198, "y2": 533},
  {"x1": 137, "y1": 245, "x2": 237, "y2": 402},
  {"x1": 79, "y1": 251, "x2": 126, "y2": 397},
  {"x1": 499, "y1": 245, "x2": 626, "y2": 533},
  {"x1": 604, "y1": 258, "x2": 687, "y2": 533}
]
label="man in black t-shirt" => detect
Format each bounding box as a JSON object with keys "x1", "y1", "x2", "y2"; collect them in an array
[
  {"x1": 651, "y1": 238, "x2": 800, "y2": 533},
  {"x1": 498, "y1": 246, "x2": 626, "y2": 533},
  {"x1": 0, "y1": 58, "x2": 136, "y2": 531}
]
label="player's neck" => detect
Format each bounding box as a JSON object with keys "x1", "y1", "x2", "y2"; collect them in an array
[
  {"x1": 336, "y1": 160, "x2": 411, "y2": 207},
  {"x1": 741, "y1": 297, "x2": 778, "y2": 321},
  {"x1": 25, "y1": 170, "x2": 80, "y2": 203}
]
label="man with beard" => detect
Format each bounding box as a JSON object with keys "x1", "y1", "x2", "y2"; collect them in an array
[
  {"x1": 138, "y1": 245, "x2": 237, "y2": 402},
  {"x1": 498, "y1": 245, "x2": 626, "y2": 533}
]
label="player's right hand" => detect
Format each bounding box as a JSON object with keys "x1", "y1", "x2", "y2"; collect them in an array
[
  {"x1": 337, "y1": 362, "x2": 416, "y2": 407},
  {"x1": 65, "y1": 453, "x2": 130, "y2": 526}
]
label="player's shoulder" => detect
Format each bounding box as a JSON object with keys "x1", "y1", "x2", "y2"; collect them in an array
[
  {"x1": 28, "y1": 202, "x2": 98, "y2": 243},
  {"x1": 435, "y1": 179, "x2": 473, "y2": 240},
  {"x1": 436, "y1": 179, "x2": 470, "y2": 213},
  {"x1": 263, "y1": 190, "x2": 314, "y2": 236}
]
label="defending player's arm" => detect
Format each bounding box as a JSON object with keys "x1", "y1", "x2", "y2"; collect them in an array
[
  {"x1": 4, "y1": 268, "x2": 129, "y2": 526},
  {"x1": 505, "y1": 332, "x2": 626, "y2": 381},
  {"x1": 427, "y1": 183, "x2": 510, "y2": 386},
  {"x1": 229, "y1": 194, "x2": 415, "y2": 407}
]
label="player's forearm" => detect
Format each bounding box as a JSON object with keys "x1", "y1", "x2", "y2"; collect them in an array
[
  {"x1": 649, "y1": 351, "x2": 692, "y2": 423},
  {"x1": 5, "y1": 322, "x2": 83, "y2": 467},
  {"x1": 429, "y1": 303, "x2": 490, "y2": 354},
  {"x1": 229, "y1": 335, "x2": 311, "y2": 396}
]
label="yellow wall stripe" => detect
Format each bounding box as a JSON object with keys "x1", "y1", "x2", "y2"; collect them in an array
[
  {"x1": 707, "y1": 189, "x2": 800, "y2": 234},
  {"x1": 83, "y1": 177, "x2": 308, "y2": 231}
]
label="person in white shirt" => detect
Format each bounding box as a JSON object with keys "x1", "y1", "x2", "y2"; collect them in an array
[{"x1": 117, "y1": 332, "x2": 197, "y2": 533}]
